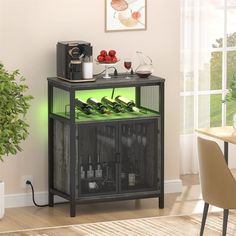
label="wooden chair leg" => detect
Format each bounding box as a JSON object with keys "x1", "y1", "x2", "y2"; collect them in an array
[
  {"x1": 200, "y1": 202, "x2": 209, "y2": 236},
  {"x1": 223, "y1": 209, "x2": 229, "y2": 236}
]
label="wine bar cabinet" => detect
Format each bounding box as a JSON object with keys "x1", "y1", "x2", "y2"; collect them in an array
[{"x1": 47, "y1": 74, "x2": 165, "y2": 217}]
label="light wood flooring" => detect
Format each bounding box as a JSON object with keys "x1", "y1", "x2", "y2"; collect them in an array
[{"x1": 0, "y1": 174, "x2": 220, "y2": 233}]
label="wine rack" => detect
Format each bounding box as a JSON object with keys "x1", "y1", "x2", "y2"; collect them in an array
[{"x1": 48, "y1": 74, "x2": 165, "y2": 217}]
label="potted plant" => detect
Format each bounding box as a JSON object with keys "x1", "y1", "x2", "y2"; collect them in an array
[
  {"x1": 222, "y1": 74, "x2": 236, "y2": 129},
  {"x1": 223, "y1": 75, "x2": 236, "y2": 102},
  {"x1": 0, "y1": 64, "x2": 33, "y2": 218}
]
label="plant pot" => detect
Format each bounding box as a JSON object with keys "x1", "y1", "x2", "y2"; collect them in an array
[{"x1": 0, "y1": 181, "x2": 4, "y2": 219}]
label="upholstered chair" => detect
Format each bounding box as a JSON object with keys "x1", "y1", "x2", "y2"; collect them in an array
[{"x1": 197, "y1": 137, "x2": 236, "y2": 236}]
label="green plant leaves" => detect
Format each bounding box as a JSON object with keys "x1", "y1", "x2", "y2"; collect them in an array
[
  {"x1": 222, "y1": 74, "x2": 236, "y2": 103},
  {"x1": 0, "y1": 64, "x2": 33, "y2": 161}
]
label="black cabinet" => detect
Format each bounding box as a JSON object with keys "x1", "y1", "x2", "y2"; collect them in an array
[{"x1": 48, "y1": 74, "x2": 165, "y2": 217}]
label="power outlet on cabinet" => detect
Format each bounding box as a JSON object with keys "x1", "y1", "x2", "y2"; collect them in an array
[{"x1": 21, "y1": 175, "x2": 33, "y2": 189}]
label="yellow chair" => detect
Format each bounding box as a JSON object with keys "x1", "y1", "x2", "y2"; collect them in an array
[{"x1": 197, "y1": 137, "x2": 236, "y2": 236}]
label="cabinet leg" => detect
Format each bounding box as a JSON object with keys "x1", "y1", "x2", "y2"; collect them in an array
[
  {"x1": 159, "y1": 195, "x2": 164, "y2": 209},
  {"x1": 70, "y1": 201, "x2": 76, "y2": 217},
  {"x1": 49, "y1": 193, "x2": 54, "y2": 207}
]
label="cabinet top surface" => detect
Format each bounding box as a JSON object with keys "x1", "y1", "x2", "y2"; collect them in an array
[{"x1": 47, "y1": 74, "x2": 165, "y2": 90}]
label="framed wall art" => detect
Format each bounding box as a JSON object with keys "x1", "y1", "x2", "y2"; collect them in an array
[{"x1": 105, "y1": 0, "x2": 147, "y2": 32}]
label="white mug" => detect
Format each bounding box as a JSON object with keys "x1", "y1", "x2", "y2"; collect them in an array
[{"x1": 82, "y1": 62, "x2": 93, "y2": 79}]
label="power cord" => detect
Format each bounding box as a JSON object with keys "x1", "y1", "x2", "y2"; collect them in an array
[
  {"x1": 110, "y1": 66, "x2": 118, "y2": 76},
  {"x1": 26, "y1": 180, "x2": 49, "y2": 207},
  {"x1": 93, "y1": 69, "x2": 106, "y2": 77},
  {"x1": 26, "y1": 180, "x2": 68, "y2": 207},
  {"x1": 93, "y1": 67, "x2": 118, "y2": 77}
]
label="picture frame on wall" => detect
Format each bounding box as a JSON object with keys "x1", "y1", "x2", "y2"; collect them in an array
[{"x1": 105, "y1": 0, "x2": 147, "y2": 32}]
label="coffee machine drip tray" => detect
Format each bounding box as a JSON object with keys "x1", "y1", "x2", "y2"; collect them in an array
[{"x1": 57, "y1": 77, "x2": 96, "y2": 83}]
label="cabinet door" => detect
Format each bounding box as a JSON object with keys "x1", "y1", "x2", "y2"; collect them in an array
[
  {"x1": 78, "y1": 123, "x2": 118, "y2": 196},
  {"x1": 119, "y1": 118, "x2": 160, "y2": 193},
  {"x1": 53, "y1": 120, "x2": 71, "y2": 195}
]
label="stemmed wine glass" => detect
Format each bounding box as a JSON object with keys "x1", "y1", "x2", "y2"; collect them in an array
[{"x1": 124, "y1": 58, "x2": 132, "y2": 79}]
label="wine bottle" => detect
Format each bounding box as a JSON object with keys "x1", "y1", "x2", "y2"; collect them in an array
[
  {"x1": 87, "y1": 97, "x2": 108, "y2": 114},
  {"x1": 115, "y1": 96, "x2": 139, "y2": 112},
  {"x1": 95, "y1": 153, "x2": 103, "y2": 178},
  {"x1": 127, "y1": 127, "x2": 132, "y2": 148},
  {"x1": 137, "y1": 125, "x2": 142, "y2": 144},
  {"x1": 75, "y1": 98, "x2": 93, "y2": 115},
  {"x1": 86, "y1": 155, "x2": 94, "y2": 179},
  {"x1": 142, "y1": 126, "x2": 147, "y2": 147},
  {"x1": 101, "y1": 96, "x2": 123, "y2": 113},
  {"x1": 80, "y1": 164, "x2": 85, "y2": 179},
  {"x1": 128, "y1": 159, "x2": 136, "y2": 187}
]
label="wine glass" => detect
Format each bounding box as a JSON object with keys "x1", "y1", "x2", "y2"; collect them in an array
[{"x1": 124, "y1": 58, "x2": 132, "y2": 79}]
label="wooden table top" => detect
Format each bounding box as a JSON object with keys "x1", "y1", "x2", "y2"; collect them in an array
[{"x1": 196, "y1": 126, "x2": 236, "y2": 144}]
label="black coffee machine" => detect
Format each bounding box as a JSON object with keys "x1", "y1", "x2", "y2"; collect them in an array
[{"x1": 57, "y1": 41, "x2": 93, "y2": 81}]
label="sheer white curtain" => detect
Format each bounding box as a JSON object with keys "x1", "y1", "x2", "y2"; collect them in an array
[{"x1": 180, "y1": 0, "x2": 227, "y2": 174}]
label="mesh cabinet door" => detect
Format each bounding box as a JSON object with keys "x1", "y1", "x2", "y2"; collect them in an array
[
  {"x1": 78, "y1": 123, "x2": 118, "y2": 196},
  {"x1": 119, "y1": 118, "x2": 160, "y2": 193}
]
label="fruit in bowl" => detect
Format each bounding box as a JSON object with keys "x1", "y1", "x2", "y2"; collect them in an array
[{"x1": 96, "y1": 50, "x2": 118, "y2": 64}]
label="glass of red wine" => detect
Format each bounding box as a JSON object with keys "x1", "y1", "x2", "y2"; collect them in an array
[{"x1": 124, "y1": 58, "x2": 132, "y2": 79}]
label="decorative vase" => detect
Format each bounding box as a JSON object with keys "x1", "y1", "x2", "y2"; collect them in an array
[
  {"x1": 135, "y1": 51, "x2": 154, "y2": 78},
  {"x1": 0, "y1": 181, "x2": 4, "y2": 219}
]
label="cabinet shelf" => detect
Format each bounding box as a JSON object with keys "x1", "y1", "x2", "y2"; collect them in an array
[
  {"x1": 48, "y1": 75, "x2": 165, "y2": 217},
  {"x1": 54, "y1": 108, "x2": 160, "y2": 124}
]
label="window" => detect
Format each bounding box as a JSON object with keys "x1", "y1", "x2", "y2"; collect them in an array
[{"x1": 181, "y1": 0, "x2": 236, "y2": 134}]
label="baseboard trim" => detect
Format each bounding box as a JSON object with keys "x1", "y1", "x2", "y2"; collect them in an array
[
  {"x1": 164, "y1": 179, "x2": 183, "y2": 193},
  {"x1": 5, "y1": 192, "x2": 66, "y2": 208},
  {"x1": 5, "y1": 180, "x2": 183, "y2": 208}
]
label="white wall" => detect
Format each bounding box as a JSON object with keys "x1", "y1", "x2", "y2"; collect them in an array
[{"x1": 0, "y1": 0, "x2": 180, "y2": 195}]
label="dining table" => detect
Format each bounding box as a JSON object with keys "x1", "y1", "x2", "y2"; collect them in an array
[{"x1": 196, "y1": 126, "x2": 236, "y2": 164}]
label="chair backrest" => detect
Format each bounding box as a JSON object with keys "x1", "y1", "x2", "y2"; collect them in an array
[{"x1": 197, "y1": 137, "x2": 236, "y2": 209}]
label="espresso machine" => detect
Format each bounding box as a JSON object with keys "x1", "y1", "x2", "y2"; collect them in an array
[{"x1": 57, "y1": 41, "x2": 93, "y2": 82}]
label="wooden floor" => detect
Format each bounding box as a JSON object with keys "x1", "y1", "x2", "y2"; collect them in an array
[{"x1": 0, "y1": 174, "x2": 220, "y2": 233}]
